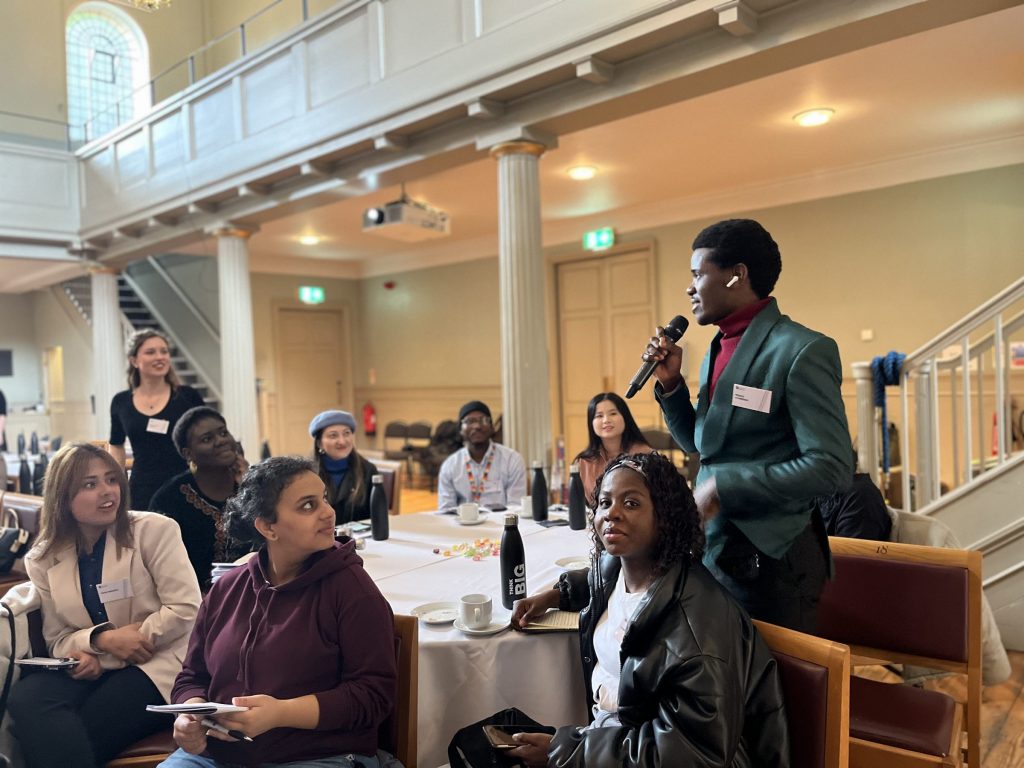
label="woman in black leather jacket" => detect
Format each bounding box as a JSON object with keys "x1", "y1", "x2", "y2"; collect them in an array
[{"x1": 511, "y1": 453, "x2": 790, "y2": 768}]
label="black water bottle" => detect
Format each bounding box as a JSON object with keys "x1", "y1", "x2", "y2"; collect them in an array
[
  {"x1": 16, "y1": 433, "x2": 25, "y2": 456},
  {"x1": 500, "y1": 514, "x2": 527, "y2": 610},
  {"x1": 29, "y1": 432, "x2": 39, "y2": 455},
  {"x1": 531, "y1": 461, "x2": 548, "y2": 521},
  {"x1": 369, "y1": 474, "x2": 389, "y2": 541},
  {"x1": 568, "y1": 464, "x2": 586, "y2": 530},
  {"x1": 32, "y1": 453, "x2": 48, "y2": 496},
  {"x1": 18, "y1": 459, "x2": 32, "y2": 495}
]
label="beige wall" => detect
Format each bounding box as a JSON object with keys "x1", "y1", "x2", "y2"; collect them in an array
[{"x1": 0, "y1": 293, "x2": 42, "y2": 404}]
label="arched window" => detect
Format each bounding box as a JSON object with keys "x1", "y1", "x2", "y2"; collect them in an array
[{"x1": 66, "y1": 3, "x2": 150, "y2": 143}]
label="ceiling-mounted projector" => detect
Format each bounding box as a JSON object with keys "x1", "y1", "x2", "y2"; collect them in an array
[{"x1": 362, "y1": 195, "x2": 450, "y2": 242}]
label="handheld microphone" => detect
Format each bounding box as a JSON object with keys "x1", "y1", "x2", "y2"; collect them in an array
[{"x1": 625, "y1": 315, "x2": 689, "y2": 399}]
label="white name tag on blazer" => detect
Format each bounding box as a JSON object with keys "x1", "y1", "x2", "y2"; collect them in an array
[
  {"x1": 732, "y1": 384, "x2": 772, "y2": 413},
  {"x1": 146, "y1": 418, "x2": 170, "y2": 434},
  {"x1": 96, "y1": 578, "x2": 134, "y2": 604}
]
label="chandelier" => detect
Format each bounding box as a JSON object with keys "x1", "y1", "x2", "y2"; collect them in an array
[{"x1": 112, "y1": 0, "x2": 173, "y2": 10}]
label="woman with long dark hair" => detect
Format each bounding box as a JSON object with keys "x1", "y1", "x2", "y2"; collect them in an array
[
  {"x1": 572, "y1": 392, "x2": 652, "y2": 503},
  {"x1": 9, "y1": 443, "x2": 200, "y2": 768},
  {"x1": 509, "y1": 453, "x2": 789, "y2": 767},
  {"x1": 108, "y1": 330, "x2": 204, "y2": 509},
  {"x1": 309, "y1": 410, "x2": 378, "y2": 524}
]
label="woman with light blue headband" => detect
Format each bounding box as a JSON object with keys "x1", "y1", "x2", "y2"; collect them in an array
[{"x1": 309, "y1": 409, "x2": 378, "y2": 524}]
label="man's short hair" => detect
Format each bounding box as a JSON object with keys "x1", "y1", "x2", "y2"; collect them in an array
[{"x1": 692, "y1": 219, "x2": 781, "y2": 299}]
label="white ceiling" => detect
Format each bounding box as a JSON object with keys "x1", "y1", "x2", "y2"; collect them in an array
[{"x1": 224, "y1": 4, "x2": 1024, "y2": 278}]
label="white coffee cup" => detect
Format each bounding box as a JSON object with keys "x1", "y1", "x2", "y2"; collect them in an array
[
  {"x1": 458, "y1": 502, "x2": 481, "y2": 523},
  {"x1": 459, "y1": 593, "x2": 492, "y2": 629},
  {"x1": 519, "y1": 496, "x2": 532, "y2": 517}
]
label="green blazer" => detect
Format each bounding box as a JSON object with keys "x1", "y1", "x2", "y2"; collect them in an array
[{"x1": 657, "y1": 298, "x2": 852, "y2": 563}]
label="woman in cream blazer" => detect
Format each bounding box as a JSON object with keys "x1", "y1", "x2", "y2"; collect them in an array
[{"x1": 9, "y1": 442, "x2": 201, "y2": 768}]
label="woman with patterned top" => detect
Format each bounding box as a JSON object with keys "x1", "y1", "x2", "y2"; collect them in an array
[{"x1": 149, "y1": 407, "x2": 249, "y2": 590}]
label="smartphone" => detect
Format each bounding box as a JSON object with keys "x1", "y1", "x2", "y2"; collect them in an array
[
  {"x1": 487, "y1": 504, "x2": 508, "y2": 512},
  {"x1": 482, "y1": 725, "x2": 518, "y2": 750}
]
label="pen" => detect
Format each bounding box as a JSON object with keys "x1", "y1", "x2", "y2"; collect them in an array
[{"x1": 201, "y1": 717, "x2": 253, "y2": 743}]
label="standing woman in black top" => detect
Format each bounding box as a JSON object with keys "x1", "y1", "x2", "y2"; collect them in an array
[
  {"x1": 109, "y1": 330, "x2": 203, "y2": 509},
  {"x1": 309, "y1": 410, "x2": 378, "y2": 524}
]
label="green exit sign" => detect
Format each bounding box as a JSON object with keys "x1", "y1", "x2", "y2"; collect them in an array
[
  {"x1": 583, "y1": 227, "x2": 615, "y2": 251},
  {"x1": 298, "y1": 285, "x2": 325, "y2": 304}
]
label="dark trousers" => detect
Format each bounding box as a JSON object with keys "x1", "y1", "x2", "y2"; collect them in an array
[
  {"x1": 9, "y1": 664, "x2": 166, "y2": 768},
  {"x1": 706, "y1": 514, "x2": 830, "y2": 634}
]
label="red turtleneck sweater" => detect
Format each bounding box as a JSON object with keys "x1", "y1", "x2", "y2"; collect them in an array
[{"x1": 708, "y1": 298, "x2": 773, "y2": 399}]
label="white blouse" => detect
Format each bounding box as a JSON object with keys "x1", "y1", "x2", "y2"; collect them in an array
[{"x1": 589, "y1": 575, "x2": 648, "y2": 728}]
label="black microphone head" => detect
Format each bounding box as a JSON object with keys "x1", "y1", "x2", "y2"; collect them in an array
[{"x1": 664, "y1": 315, "x2": 689, "y2": 342}]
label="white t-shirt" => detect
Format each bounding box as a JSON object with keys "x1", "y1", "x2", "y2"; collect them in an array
[{"x1": 589, "y1": 575, "x2": 649, "y2": 728}]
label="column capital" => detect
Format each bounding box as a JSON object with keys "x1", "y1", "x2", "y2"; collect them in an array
[
  {"x1": 477, "y1": 125, "x2": 557, "y2": 155},
  {"x1": 489, "y1": 141, "x2": 548, "y2": 160},
  {"x1": 85, "y1": 264, "x2": 120, "y2": 276},
  {"x1": 206, "y1": 223, "x2": 259, "y2": 240}
]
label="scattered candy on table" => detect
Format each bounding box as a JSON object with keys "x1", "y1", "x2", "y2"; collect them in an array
[{"x1": 433, "y1": 539, "x2": 501, "y2": 559}]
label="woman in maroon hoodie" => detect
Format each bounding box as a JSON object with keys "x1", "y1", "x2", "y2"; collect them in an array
[{"x1": 160, "y1": 456, "x2": 397, "y2": 768}]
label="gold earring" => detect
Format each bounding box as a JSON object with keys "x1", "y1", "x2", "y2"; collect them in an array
[{"x1": 188, "y1": 460, "x2": 197, "y2": 473}]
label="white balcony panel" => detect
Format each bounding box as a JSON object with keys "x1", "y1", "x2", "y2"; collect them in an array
[
  {"x1": 307, "y1": 9, "x2": 373, "y2": 108},
  {"x1": 243, "y1": 52, "x2": 296, "y2": 137},
  {"x1": 477, "y1": 0, "x2": 564, "y2": 35},
  {"x1": 74, "y1": 0, "x2": 738, "y2": 232},
  {"x1": 382, "y1": 0, "x2": 466, "y2": 76},
  {"x1": 0, "y1": 143, "x2": 79, "y2": 241},
  {"x1": 116, "y1": 129, "x2": 149, "y2": 190},
  {"x1": 152, "y1": 111, "x2": 186, "y2": 173},
  {"x1": 193, "y1": 84, "x2": 237, "y2": 157}
]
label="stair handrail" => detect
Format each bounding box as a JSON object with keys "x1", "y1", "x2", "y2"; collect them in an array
[
  {"x1": 902, "y1": 274, "x2": 1024, "y2": 373},
  {"x1": 934, "y1": 306, "x2": 1024, "y2": 371},
  {"x1": 145, "y1": 256, "x2": 221, "y2": 344}
]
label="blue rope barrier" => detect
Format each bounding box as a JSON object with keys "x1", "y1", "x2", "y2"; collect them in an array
[{"x1": 870, "y1": 351, "x2": 905, "y2": 473}]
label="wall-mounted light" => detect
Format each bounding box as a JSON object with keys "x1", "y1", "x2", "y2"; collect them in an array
[
  {"x1": 298, "y1": 235, "x2": 321, "y2": 246},
  {"x1": 793, "y1": 108, "x2": 835, "y2": 127}
]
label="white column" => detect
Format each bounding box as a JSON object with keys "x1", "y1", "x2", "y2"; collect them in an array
[
  {"x1": 211, "y1": 226, "x2": 259, "y2": 456},
  {"x1": 490, "y1": 141, "x2": 551, "y2": 467},
  {"x1": 851, "y1": 361, "x2": 879, "y2": 486},
  {"x1": 90, "y1": 266, "x2": 123, "y2": 441},
  {"x1": 913, "y1": 361, "x2": 935, "y2": 510}
]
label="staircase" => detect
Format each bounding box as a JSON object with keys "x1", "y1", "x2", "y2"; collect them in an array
[
  {"x1": 63, "y1": 275, "x2": 220, "y2": 408},
  {"x1": 853, "y1": 275, "x2": 1024, "y2": 649}
]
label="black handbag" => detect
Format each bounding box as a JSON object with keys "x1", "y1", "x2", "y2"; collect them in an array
[
  {"x1": 0, "y1": 506, "x2": 30, "y2": 576},
  {"x1": 447, "y1": 707, "x2": 554, "y2": 768}
]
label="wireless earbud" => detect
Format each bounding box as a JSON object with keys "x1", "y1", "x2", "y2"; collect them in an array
[{"x1": 726, "y1": 276, "x2": 740, "y2": 288}]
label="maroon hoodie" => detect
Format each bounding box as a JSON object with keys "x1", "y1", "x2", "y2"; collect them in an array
[{"x1": 172, "y1": 540, "x2": 397, "y2": 765}]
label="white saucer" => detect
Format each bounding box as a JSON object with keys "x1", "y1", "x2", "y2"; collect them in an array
[
  {"x1": 457, "y1": 516, "x2": 488, "y2": 526},
  {"x1": 411, "y1": 601, "x2": 459, "y2": 624},
  {"x1": 454, "y1": 617, "x2": 510, "y2": 636},
  {"x1": 555, "y1": 556, "x2": 590, "y2": 572}
]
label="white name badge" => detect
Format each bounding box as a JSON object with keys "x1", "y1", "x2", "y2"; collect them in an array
[
  {"x1": 96, "y1": 578, "x2": 134, "y2": 604},
  {"x1": 146, "y1": 418, "x2": 170, "y2": 434},
  {"x1": 732, "y1": 384, "x2": 772, "y2": 414}
]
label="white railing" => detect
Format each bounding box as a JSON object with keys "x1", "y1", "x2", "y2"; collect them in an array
[{"x1": 854, "y1": 274, "x2": 1024, "y2": 511}]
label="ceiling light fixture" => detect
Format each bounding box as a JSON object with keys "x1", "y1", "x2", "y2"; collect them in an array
[
  {"x1": 567, "y1": 165, "x2": 597, "y2": 181},
  {"x1": 793, "y1": 108, "x2": 835, "y2": 127},
  {"x1": 298, "y1": 235, "x2": 321, "y2": 246}
]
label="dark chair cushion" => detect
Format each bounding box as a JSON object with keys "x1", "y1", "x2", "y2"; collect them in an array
[
  {"x1": 818, "y1": 554, "x2": 969, "y2": 662},
  {"x1": 774, "y1": 651, "x2": 828, "y2": 768},
  {"x1": 850, "y1": 675, "x2": 957, "y2": 756},
  {"x1": 116, "y1": 730, "x2": 176, "y2": 758}
]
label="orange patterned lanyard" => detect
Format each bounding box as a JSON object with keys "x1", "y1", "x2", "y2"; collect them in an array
[{"x1": 464, "y1": 447, "x2": 495, "y2": 502}]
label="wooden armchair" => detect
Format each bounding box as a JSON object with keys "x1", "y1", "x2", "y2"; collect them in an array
[
  {"x1": 817, "y1": 537, "x2": 982, "y2": 768},
  {"x1": 754, "y1": 620, "x2": 850, "y2": 768}
]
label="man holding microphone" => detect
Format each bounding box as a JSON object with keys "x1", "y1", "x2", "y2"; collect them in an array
[{"x1": 645, "y1": 218, "x2": 852, "y2": 632}]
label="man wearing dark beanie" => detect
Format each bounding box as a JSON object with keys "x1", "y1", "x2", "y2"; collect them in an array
[{"x1": 436, "y1": 400, "x2": 527, "y2": 509}]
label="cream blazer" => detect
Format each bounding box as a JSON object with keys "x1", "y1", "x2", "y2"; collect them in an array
[{"x1": 24, "y1": 511, "x2": 202, "y2": 701}]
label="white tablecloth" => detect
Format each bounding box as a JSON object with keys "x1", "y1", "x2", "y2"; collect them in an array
[{"x1": 363, "y1": 511, "x2": 592, "y2": 768}]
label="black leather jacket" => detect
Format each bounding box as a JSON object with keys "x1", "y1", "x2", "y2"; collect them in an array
[{"x1": 549, "y1": 554, "x2": 791, "y2": 768}]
